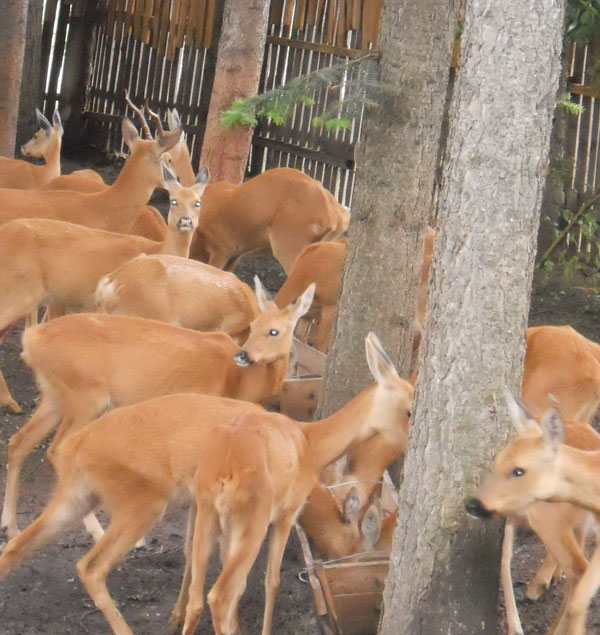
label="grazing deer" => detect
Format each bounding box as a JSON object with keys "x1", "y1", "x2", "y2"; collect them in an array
[
  {"x1": 0, "y1": 118, "x2": 180, "y2": 240},
  {"x1": 467, "y1": 396, "x2": 600, "y2": 635},
  {"x1": 189, "y1": 167, "x2": 350, "y2": 273},
  {"x1": 96, "y1": 255, "x2": 259, "y2": 342},
  {"x1": 1, "y1": 279, "x2": 314, "y2": 539},
  {"x1": 0, "y1": 333, "x2": 411, "y2": 635},
  {"x1": 0, "y1": 109, "x2": 62, "y2": 189},
  {"x1": 0, "y1": 164, "x2": 208, "y2": 414},
  {"x1": 275, "y1": 227, "x2": 436, "y2": 352}
]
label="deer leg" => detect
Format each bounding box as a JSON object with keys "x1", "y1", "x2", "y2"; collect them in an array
[
  {"x1": 262, "y1": 511, "x2": 296, "y2": 635},
  {"x1": 24, "y1": 307, "x2": 39, "y2": 328},
  {"x1": 76, "y1": 496, "x2": 167, "y2": 635},
  {"x1": 169, "y1": 502, "x2": 200, "y2": 632},
  {"x1": 1, "y1": 396, "x2": 62, "y2": 537},
  {"x1": 562, "y1": 542, "x2": 600, "y2": 635},
  {"x1": 526, "y1": 550, "x2": 560, "y2": 601},
  {"x1": 206, "y1": 504, "x2": 270, "y2": 635},
  {"x1": 0, "y1": 368, "x2": 21, "y2": 414},
  {"x1": 310, "y1": 304, "x2": 336, "y2": 353},
  {"x1": 179, "y1": 500, "x2": 217, "y2": 635},
  {"x1": 500, "y1": 521, "x2": 524, "y2": 635}
]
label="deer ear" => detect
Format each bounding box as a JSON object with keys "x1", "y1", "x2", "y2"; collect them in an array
[
  {"x1": 342, "y1": 487, "x2": 361, "y2": 524},
  {"x1": 193, "y1": 166, "x2": 210, "y2": 195},
  {"x1": 365, "y1": 332, "x2": 400, "y2": 387},
  {"x1": 541, "y1": 409, "x2": 564, "y2": 452},
  {"x1": 157, "y1": 127, "x2": 182, "y2": 154},
  {"x1": 36, "y1": 108, "x2": 52, "y2": 134},
  {"x1": 360, "y1": 501, "x2": 382, "y2": 550},
  {"x1": 292, "y1": 283, "x2": 315, "y2": 320},
  {"x1": 52, "y1": 109, "x2": 63, "y2": 133},
  {"x1": 168, "y1": 107, "x2": 182, "y2": 130},
  {"x1": 254, "y1": 276, "x2": 274, "y2": 312},
  {"x1": 504, "y1": 391, "x2": 533, "y2": 434},
  {"x1": 122, "y1": 117, "x2": 140, "y2": 149},
  {"x1": 161, "y1": 161, "x2": 179, "y2": 191}
]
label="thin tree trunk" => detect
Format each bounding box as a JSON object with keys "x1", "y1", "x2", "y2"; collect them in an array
[
  {"x1": 199, "y1": 0, "x2": 270, "y2": 184},
  {"x1": 381, "y1": 2, "x2": 565, "y2": 633},
  {"x1": 16, "y1": 0, "x2": 43, "y2": 150},
  {"x1": 317, "y1": 0, "x2": 458, "y2": 418},
  {"x1": 0, "y1": 0, "x2": 30, "y2": 157}
]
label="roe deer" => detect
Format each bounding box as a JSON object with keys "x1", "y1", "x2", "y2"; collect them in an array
[
  {"x1": 0, "y1": 164, "x2": 208, "y2": 413},
  {"x1": 189, "y1": 167, "x2": 350, "y2": 273},
  {"x1": 0, "y1": 333, "x2": 411, "y2": 635},
  {"x1": 1, "y1": 279, "x2": 315, "y2": 538},
  {"x1": 96, "y1": 255, "x2": 259, "y2": 342},
  {"x1": 0, "y1": 109, "x2": 62, "y2": 189}
]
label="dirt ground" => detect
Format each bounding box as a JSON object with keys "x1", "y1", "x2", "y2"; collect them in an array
[{"x1": 1, "y1": 154, "x2": 600, "y2": 634}]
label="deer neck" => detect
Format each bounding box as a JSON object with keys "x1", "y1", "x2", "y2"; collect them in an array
[
  {"x1": 303, "y1": 387, "x2": 379, "y2": 471},
  {"x1": 236, "y1": 356, "x2": 289, "y2": 403},
  {"x1": 157, "y1": 226, "x2": 195, "y2": 257},
  {"x1": 41, "y1": 135, "x2": 61, "y2": 181},
  {"x1": 104, "y1": 154, "x2": 158, "y2": 206},
  {"x1": 551, "y1": 446, "x2": 600, "y2": 514}
]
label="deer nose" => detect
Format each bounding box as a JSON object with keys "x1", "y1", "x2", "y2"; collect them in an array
[
  {"x1": 234, "y1": 350, "x2": 252, "y2": 367},
  {"x1": 176, "y1": 216, "x2": 194, "y2": 231},
  {"x1": 20, "y1": 145, "x2": 27, "y2": 155},
  {"x1": 464, "y1": 497, "x2": 493, "y2": 519}
]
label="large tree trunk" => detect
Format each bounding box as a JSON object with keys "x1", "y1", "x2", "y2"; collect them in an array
[
  {"x1": 317, "y1": 0, "x2": 458, "y2": 418},
  {"x1": 16, "y1": 0, "x2": 43, "y2": 150},
  {"x1": 0, "y1": 0, "x2": 30, "y2": 157},
  {"x1": 380, "y1": 1, "x2": 565, "y2": 633},
  {"x1": 199, "y1": 0, "x2": 270, "y2": 184}
]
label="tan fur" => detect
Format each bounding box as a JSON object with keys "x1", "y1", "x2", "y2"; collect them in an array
[
  {"x1": 0, "y1": 119, "x2": 180, "y2": 241},
  {"x1": 96, "y1": 255, "x2": 259, "y2": 341},
  {"x1": 0, "y1": 335, "x2": 411, "y2": 635},
  {"x1": 0, "y1": 174, "x2": 205, "y2": 413},
  {"x1": 1, "y1": 285, "x2": 314, "y2": 538},
  {"x1": 38, "y1": 173, "x2": 107, "y2": 193},
  {"x1": 0, "y1": 117, "x2": 62, "y2": 189},
  {"x1": 275, "y1": 227, "x2": 435, "y2": 351},
  {"x1": 189, "y1": 167, "x2": 350, "y2": 273},
  {"x1": 522, "y1": 325, "x2": 600, "y2": 424}
]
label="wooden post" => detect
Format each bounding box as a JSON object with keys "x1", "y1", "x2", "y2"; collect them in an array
[
  {"x1": 0, "y1": 0, "x2": 30, "y2": 157},
  {"x1": 199, "y1": 0, "x2": 270, "y2": 184},
  {"x1": 17, "y1": 0, "x2": 43, "y2": 150}
]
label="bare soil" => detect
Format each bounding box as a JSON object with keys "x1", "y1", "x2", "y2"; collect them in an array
[{"x1": 1, "y1": 154, "x2": 600, "y2": 633}]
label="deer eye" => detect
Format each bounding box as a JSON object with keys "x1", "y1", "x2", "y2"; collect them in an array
[
  {"x1": 512, "y1": 467, "x2": 525, "y2": 477},
  {"x1": 171, "y1": 199, "x2": 178, "y2": 206},
  {"x1": 268, "y1": 329, "x2": 279, "y2": 337},
  {"x1": 194, "y1": 201, "x2": 201, "y2": 207}
]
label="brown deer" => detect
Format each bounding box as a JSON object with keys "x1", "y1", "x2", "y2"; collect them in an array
[
  {"x1": 0, "y1": 163, "x2": 208, "y2": 414},
  {"x1": 467, "y1": 395, "x2": 600, "y2": 635},
  {"x1": 95, "y1": 255, "x2": 259, "y2": 342},
  {"x1": 0, "y1": 109, "x2": 62, "y2": 189},
  {"x1": 0, "y1": 333, "x2": 411, "y2": 635},
  {"x1": 1, "y1": 279, "x2": 314, "y2": 539},
  {"x1": 0, "y1": 118, "x2": 180, "y2": 240},
  {"x1": 189, "y1": 167, "x2": 350, "y2": 273}
]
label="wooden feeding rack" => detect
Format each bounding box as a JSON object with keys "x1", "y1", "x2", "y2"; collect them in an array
[
  {"x1": 296, "y1": 526, "x2": 389, "y2": 635},
  {"x1": 280, "y1": 338, "x2": 326, "y2": 421}
]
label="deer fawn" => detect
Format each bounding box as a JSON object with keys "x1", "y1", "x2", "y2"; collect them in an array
[
  {"x1": 0, "y1": 118, "x2": 180, "y2": 240},
  {"x1": 96, "y1": 255, "x2": 259, "y2": 342},
  {"x1": 467, "y1": 395, "x2": 600, "y2": 635},
  {"x1": 1, "y1": 279, "x2": 314, "y2": 539},
  {"x1": 0, "y1": 163, "x2": 208, "y2": 414},
  {"x1": 189, "y1": 167, "x2": 350, "y2": 273},
  {"x1": 275, "y1": 227, "x2": 435, "y2": 352},
  {"x1": 0, "y1": 333, "x2": 410, "y2": 635},
  {"x1": 0, "y1": 109, "x2": 62, "y2": 189}
]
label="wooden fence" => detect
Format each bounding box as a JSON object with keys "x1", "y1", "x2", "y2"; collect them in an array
[
  {"x1": 249, "y1": 0, "x2": 383, "y2": 207},
  {"x1": 37, "y1": 0, "x2": 382, "y2": 204}
]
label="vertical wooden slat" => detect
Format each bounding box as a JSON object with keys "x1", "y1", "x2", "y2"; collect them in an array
[
  {"x1": 133, "y1": 0, "x2": 145, "y2": 39},
  {"x1": 361, "y1": 0, "x2": 382, "y2": 47},
  {"x1": 158, "y1": 0, "x2": 170, "y2": 56},
  {"x1": 294, "y1": 0, "x2": 307, "y2": 30},
  {"x1": 202, "y1": 0, "x2": 215, "y2": 48},
  {"x1": 175, "y1": 0, "x2": 189, "y2": 47},
  {"x1": 167, "y1": 0, "x2": 181, "y2": 59},
  {"x1": 283, "y1": 0, "x2": 295, "y2": 28},
  {"x1": 142, "y1": 0, "x2": 154, "y2": 44},
  {"x1": 271, "y1": 0, "x2": 285, "y2": 26},
  {"x1": 351, "y1": 0, "x2": 361, "y2": 30}
]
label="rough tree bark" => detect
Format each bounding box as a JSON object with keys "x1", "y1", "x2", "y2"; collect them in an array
[
  {"x1": 380, "y1": 2, "x2": 565, "y2": 633},
  {"x1": 317, "y1": 0, "x2": 458, "y2": 418},
  {"x1": 0, "y1": 0, "x2": 30, "y2": 157},
  {"x1": 16, "y1": 0, "x2": 43, "y2": 150},
  {"x1": 199, "y1": 0, "x2": 270, "y2": 184}
]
